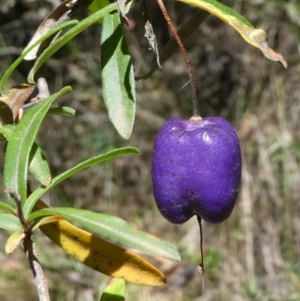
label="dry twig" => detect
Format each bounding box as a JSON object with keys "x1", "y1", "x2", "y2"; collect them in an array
[{"x1": 7, "y1": 189, "x2": 51, "y2": 301}]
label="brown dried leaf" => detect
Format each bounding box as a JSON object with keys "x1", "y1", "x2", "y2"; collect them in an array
[
  {"x1": 23, "y1": 0, "x2": 93, "y2": 60},
  {"x1": 0, "y1": 84, "x2": 36, "y2": 123},
  {"x1": 237, "y1": 26, "x2": 287, "y2": 68},
  {"x1": 117, "y1": 0, "x2": 129, "y2": 25},
  {"x1": 23, "y1": 0, "x2": 73, "y2": 61}
]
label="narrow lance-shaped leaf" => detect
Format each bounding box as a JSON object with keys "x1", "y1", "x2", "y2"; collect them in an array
[
  {"x1": 47, "y1": 106, "x2": 77, "y2": 117},
  {"x1": 0, "y1": 201, "x2": 16, "y2": 214},
  {"x1": 101, "y1": 11, "x2": 136, "y2": 139},
  {"x1": 0, "y1": 124, "x2": 14, "y2": 141},
  {"x1": 0, "y1": 123, "x2": 13, "y2": 143},
  {"x1": 5, "y1": 230, "x2": 25, "y2": 254},
  {"x1": 28, "y1": 3, "x2": 118, "y2": 83},
  {"x1": 89, "y1": 0, "x2": 110, "y2": 24},
  {"x1": 0, "y1": 20, "x2": 78, "y2": 94},
  {"x1": 29, "y1": 143, "x2": 52, "y2": 186},
  {"x1": 23, "y1": 0, "x2": 89, "y2": 60},
  {"x1": 37, "y1": 207, "x2": 166, "y2": 286},
  {"x1": 32, "y1": 215, "x2": 64, "y2": 231},
  {"x1": 3, "y1": 86, "x2": 71, "y2": 207},
  {"x1": 176, "y1": 0, "x2": 287, "y2": 67},
  {"x1": 0, "y1": 213, "x2": 21, "y2": 233},
  {"x1": 23, "y1": 147, "x2": 140, "y2": 218},
  {"x1": 0, "y1": 124, "x2": 52, "y2": 187},
  {"x1": 29, "y1": 207, "x2": 181, "y2": 261}
]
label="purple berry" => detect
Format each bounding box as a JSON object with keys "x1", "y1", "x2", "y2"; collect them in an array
[{"x1": 151, "y1": 116, "x2": 242, "y2": 224}]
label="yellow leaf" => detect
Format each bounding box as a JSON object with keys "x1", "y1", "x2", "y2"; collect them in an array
[
  {"x1": 37, "y1": 201, "x2": 166, "y2": 286},
  {"x1": 177, "y1": 0, "x2": 287, "y2": 68},
  {"x1": 5, "y1": 230, "x2": 25, "y2": 254}
]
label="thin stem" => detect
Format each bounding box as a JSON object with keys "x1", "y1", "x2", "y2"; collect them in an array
[
  {"x1": 197, "y1": 215, "x2": 204, "y2": 273},
  {"x1": 7, "y1": 189, "x2": 51, "y2": 301},
  {"x1": 197, "y1": 215, "x2": 205, "y2": 298},
  {"x1": 6, "y1": 189, "x2": 28, "y2": 232},
  {"x1": 156, "y1": 0, "x2": 199, "y2": 117},
  {"x1": 24, "y1": 236, "x2": 51, "y2": 301}
]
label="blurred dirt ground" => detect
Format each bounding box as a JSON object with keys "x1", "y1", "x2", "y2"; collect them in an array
[{"x1": 0, "y1": 0, "x2": 300, "y2": 300}]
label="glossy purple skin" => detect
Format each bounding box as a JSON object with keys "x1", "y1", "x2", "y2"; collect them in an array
[{"x1": 151, "y1": 117, "x2": 242, "y2": 224}]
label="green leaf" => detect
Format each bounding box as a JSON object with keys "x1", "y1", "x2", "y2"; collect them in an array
[
  {"x1": 0, "y1": 213, "x2": 21, "y2": 233},
  {"x1": 38, "y1": 213, "x2": 166, "y2": 286},
  {"x1": 100, "y1": 278, "x2": 125, "y2": 301},
  {"x1": 47, "y1": 106, "x2": 77, "y2": 117},
  {"x1": 0, "y1": 124, "x2": 51, "y2": 186},
  {"x1": 0, "y1": 124, "x2": 15, "y2": 140},
  {"x1": 28, "y1": 3, "x2": 118, "y2": 84},
  {"x1": 176, "y1": 0, "x2": 287, "y2": 67},
  {"x1": 0, "y1": 135, "x2": 5, "y2": 144},
  {"x1": 0, "y1": 124, "x2": 13, "y2": 146},
  {"x1": 89, "y1": 0, "x2": 110, "y2": 24},
  {"x1": 29, "y1": 207, "x2": 181, "y2": 261},
  {"x1": 89, "y1": 0, "x2": 110, "y2": 14},
  {"x1": 29, "y1": 143, "x2": 52, "y2": 186},
  {"x1": 31, "y1": 215, "x2": 64, "y2": 231},
  {"x1": 0, "y1": 20, "x2": 78, "y2": 94},
  {"x1": 23, "y1": 147, "x2": 140, "y2": 218},
  {"x1": 101, "y1": 11, "x2": 136, "y2": 140},
  {"x1": 0, "y1": 202, "x2": 15, "y2": 214},
  {"x1": 3, "y1": 86, "x2": 71, "y2": 207},
  {"x1": 185, "y1": 0, "x2": 253, "y2": 27}
]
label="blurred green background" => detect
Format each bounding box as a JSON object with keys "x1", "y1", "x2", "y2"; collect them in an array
[{"x1": 0, "y1": 0, "x2": 300, "y2": 300}]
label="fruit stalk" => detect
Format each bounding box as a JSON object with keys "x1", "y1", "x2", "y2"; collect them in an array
[
  {"x1": 156, "y1": 0, "x2": 199, "y2": 117},
  {"x1": 197, "y1": 215, "x2": 205, "y2": 298},
  {"x1": 197, "y1": 215, "x2": 204, "y2": 274}
]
